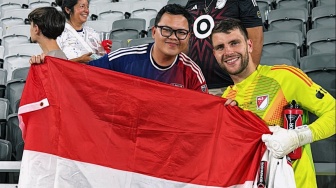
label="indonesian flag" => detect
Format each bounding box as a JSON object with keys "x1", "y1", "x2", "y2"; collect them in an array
[{"x1": 18, "y1": 57, "x2": 271, "y2": 187}]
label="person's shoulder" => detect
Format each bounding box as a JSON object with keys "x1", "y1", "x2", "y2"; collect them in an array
[
  {"x1": 178, "y1": 52, "x2": 206, "y2": 79},
  {"x1": 108, "y1": 43, "x2": 150, "y2": 61},
  {"x1": 268, "y1": 65, "x2": 304, "y2": 76},
  {"x1": 83, "y1": 26, "x2": 98, "y2": 33},
  {"x1": 265, "y1": 65, "x2": 312, "y2": 85},
  {"x1": 178, "y1": 52, "x2": 201, "y2": 68}
]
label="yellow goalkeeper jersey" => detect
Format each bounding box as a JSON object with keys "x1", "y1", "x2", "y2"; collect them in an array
[{"x1": 222, "y1": 65, "x2": 336, "y2": 188}]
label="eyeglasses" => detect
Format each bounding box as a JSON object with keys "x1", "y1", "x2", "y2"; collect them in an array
[{"x1": 155, "y1": 25, "x2": 189, "y2": 40}]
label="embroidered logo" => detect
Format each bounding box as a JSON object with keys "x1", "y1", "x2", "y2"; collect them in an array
[
  {"x1": 256, "y1": 95, "x2": 268, "y2": 110},
  {"x1": 201, "y1": 84, "x2": 207, "y2": 93}
]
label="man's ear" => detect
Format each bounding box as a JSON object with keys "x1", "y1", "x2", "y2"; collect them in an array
[
  {"x1": 151, "y1": 26, "x2": 156, "y2": 39},
  {"x1": 247, "y1": 39, "x2": 253, "y2": 53}
]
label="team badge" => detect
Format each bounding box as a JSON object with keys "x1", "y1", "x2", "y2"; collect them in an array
[
  {"x1": 215, "y1": 0, "x2": 227, "y2": 9},
  {"x1": 201, "y1": 84, "x2": 207, "y2": 93},
  {"x1": 256, "y1": 95, "x2": 269, "y2": 110},
  {"x1": 193, "y1": 15, "x2": 215, "y2": 39}
]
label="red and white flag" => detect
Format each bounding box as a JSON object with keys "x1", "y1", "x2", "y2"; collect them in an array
[{"x1": 18, "y1": 57, "x2": 271, "y2": 188}]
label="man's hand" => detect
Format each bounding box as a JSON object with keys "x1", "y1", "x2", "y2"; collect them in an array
[
  {"x1": 29, "y1": 53, "x2": 46, "y2": 64},
  {"x1": 71, "y1": 52, "x2": 93, "y2": 63},
  {"x1": 262, "y1": 125, "x2": 313, "y2": 158},
  {"x1": 224, "y1": 98, "x2": 237, "y2": 106}
]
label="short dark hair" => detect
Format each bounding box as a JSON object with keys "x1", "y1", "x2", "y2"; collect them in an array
[
  {"x1": 155, "y1": 4, "x2": 193, "y2": 31},
  {"x1": 28, "y1": 7, "x2": 66, "y2": 39},
  {"x1": 56, "y1": 0, "x2": 90, "y2": 20},
  {"x1": 210, "y1": 18, "x2": 249, "y2": 43}
]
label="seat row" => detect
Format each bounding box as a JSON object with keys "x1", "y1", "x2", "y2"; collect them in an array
[{"x1": 257, "y1": 1, "x2": 335, "y2": 31}]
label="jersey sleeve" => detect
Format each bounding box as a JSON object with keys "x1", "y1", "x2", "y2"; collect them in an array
[
  {"x1": 238, "y1": 0, "x2": 263, "y2": 28},
  {"x1": 279, "y1": 67, "x2": 336, "y2": 141},
  {"x1": 88, "y1": 54, "x2": 112, "y2": 70}
]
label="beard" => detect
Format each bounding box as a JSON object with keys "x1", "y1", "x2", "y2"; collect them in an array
[{"x1": 219, "y1": 48, "x2": 249, "y2": 76}]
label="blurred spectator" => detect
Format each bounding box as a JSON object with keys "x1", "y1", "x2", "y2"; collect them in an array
[
  {"x1": 185, "y1": 0, "x2": 263, "y2": 93},
  {"x1": 28, "y1": 7, "x2": 67, "y2": 59},
  {"x1": 55, "y1": 0, "x2": 111, "y2": 63}
]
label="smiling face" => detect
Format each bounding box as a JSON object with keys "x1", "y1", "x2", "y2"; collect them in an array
[
  {"x1": 212, "y1": 29, "x2": 254, "y2": 80},
  {"x1": 152, "y1": 13, "x2": 190, "y2": 61},
  {"x1": 67, "y1": 0, "x2": 89, "y2": 26}
]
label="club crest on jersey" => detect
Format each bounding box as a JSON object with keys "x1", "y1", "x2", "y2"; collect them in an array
[
  {"x1": 201, "y1": 84, "x2": 207, "y2": 92},
  {"x1": 256, "y1": 95, "x2": 269, "y2": 110}
]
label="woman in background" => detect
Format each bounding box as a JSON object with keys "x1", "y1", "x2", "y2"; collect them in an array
[{"x1": 56, "y1": 0, "x2": 111, "y2": 63}]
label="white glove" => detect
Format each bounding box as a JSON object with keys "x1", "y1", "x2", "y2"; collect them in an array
[{"x1": 262, "y1": 125, "x2": 313, "y2": 159}]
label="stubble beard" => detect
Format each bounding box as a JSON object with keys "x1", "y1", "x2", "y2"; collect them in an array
[{"x1": 220, "y1": 49, "x2": 249, "y2": 76}]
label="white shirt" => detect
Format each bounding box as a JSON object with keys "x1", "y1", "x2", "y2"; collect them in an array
[{"x1": 57, "y1": 24, "x2": 101, "y2": 59}]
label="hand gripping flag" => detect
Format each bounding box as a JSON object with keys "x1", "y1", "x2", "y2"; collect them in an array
[{"x1": 18, "y1": 57, "x2": 280, "y2": 187}]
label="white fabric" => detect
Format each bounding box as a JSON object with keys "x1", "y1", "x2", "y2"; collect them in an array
[
  {"x1": 19, "y1": 150, "x2": 255, "y2": 188},
  {"x1": 254, "y1": 150, "x2": 296, "y2": 188},
  {"x1": 262, "y1": 125, "x2": 313, "y2": 158},
  {"x1": 57, "y1": 23, "x2": 101, "y2": 59}
]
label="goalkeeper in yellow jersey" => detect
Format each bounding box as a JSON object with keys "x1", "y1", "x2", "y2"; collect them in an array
[{"x1": 210, "y1": 18, "x2": 335, "y2": 188}]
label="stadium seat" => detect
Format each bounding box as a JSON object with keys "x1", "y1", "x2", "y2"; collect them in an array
[
  {"x1": 110, "y1": 39, "x2": 127, "y2": 51},
  {"x1": 131, "y1": 1, "x2": 166, "y2": 12},
  {"x1": 0, "y1": 8, "x2": 31, "y2": 20},
  {"x1": 90, "y1": 2, "x2": 129, "y2": 20},
  {"x1": 0, "y1": 46, "x2": 4, "y2": 67},
  {"x1": 260, "y1": 56, "x2": 297, "y2": 67},
  {"x1": 28, "y1": 0, "x2": 54, "y2": 4},
  {"x1": 1, "y1": 34, "x2": 30, "y2": 56},
  {"x1": 6, "y1": 113, "x2": 24, "y2": 161},
  {"x1": 167, "y1": 0, "x2": 188, "y2": 7},
  {"x1": 0, "y1": 68, "x2": 6, "y2": 97},
  {"x1": 306, "y1": 27, "x2": 335, "y2": 55},
  {"x1": 0, "y1": 139, "x2": 11, "y2": 161},
  {"x1": 3, "y1": 24, "x2": 30, "y2": 38},
  {"x1": 112, "y1": 18, "x2": 146, "y2": 33},
  {"x1": 268, "y1": 8, "x2": 308, "y2": 38},
  {"x1": 316, "y1": 0, "x2": 335, "y2": 6},
  {"x1": 311, "y1": 5, "x2": 336, "y2": 29},
  {"x1": 256, "y1": 0, "x2": 272, "y2": 30},
  {"x1": 128, "y1": 37, "x2": 154, "y2": 47},
  {"x1": 110, "y1": 28, "x2": 139, "y2": 40},
  {"x1": 11, "y1": 66, "x2": 29, "y2": 80},
  {"x1": 0, "y1": 98, "x2": 9, "y2": 139},
  {"x1": 0, "y1": 2, "x2": 22, "y2": 16},
  {"x1": 5, "y1": 78, "x2": 26, "y2": 114},
  {"x1": 0, "y1": 0, "x2": 28, "y2": 5},
  {"x1": 263, "y1": 30, "x2": 303, "y2": 65},
  {"x1": 111, "y1": 18, "x2": 147, "y2": 39},
  {"x1": 276, "y1": 0, "x2": 312, "y2": 15},
  {"x1": 28, "y1": 1, "x2": 52, "y2": 9},
  {"x1": 0, "y1": 17, "x2": 25, "y2": 35},
  {"x1": 0, "y1": 68, "x2": 7, "y2": 98},
  {"x1": 300, "y1": 53, "x2": 336, "y2": 97},
  {"x1": 0, "y1": 138, "x2": 12, "y2": 183},
  {"x1": 85, "y1": 20, "x2": 113, "y2": 33},
  {"x1": 118, "y1": 0, "x2": 140, "y2": 2},
  {"x1": 3, "y1": 54, "x2": 30, "y2": 81},
  {"x1": 131, "y1": 8, "x2": 157, "y2": 30},
  {"x1": 147, "y1": 17, "x2": 155, "y2": 36},
  {"x1": 7, "y1": 43, "x2": 42, "y2": 57},
  {"x1": 98, "y1": 10, "x2": 124, "y2": 22}
]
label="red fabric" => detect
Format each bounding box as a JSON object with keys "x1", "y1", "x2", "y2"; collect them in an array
[
  {"x1": 101, "y1": 39, "x2": 112, "y2": 53},
  {"x1": 19, "y1": 57, "x2": 270, "y2": 187}
]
